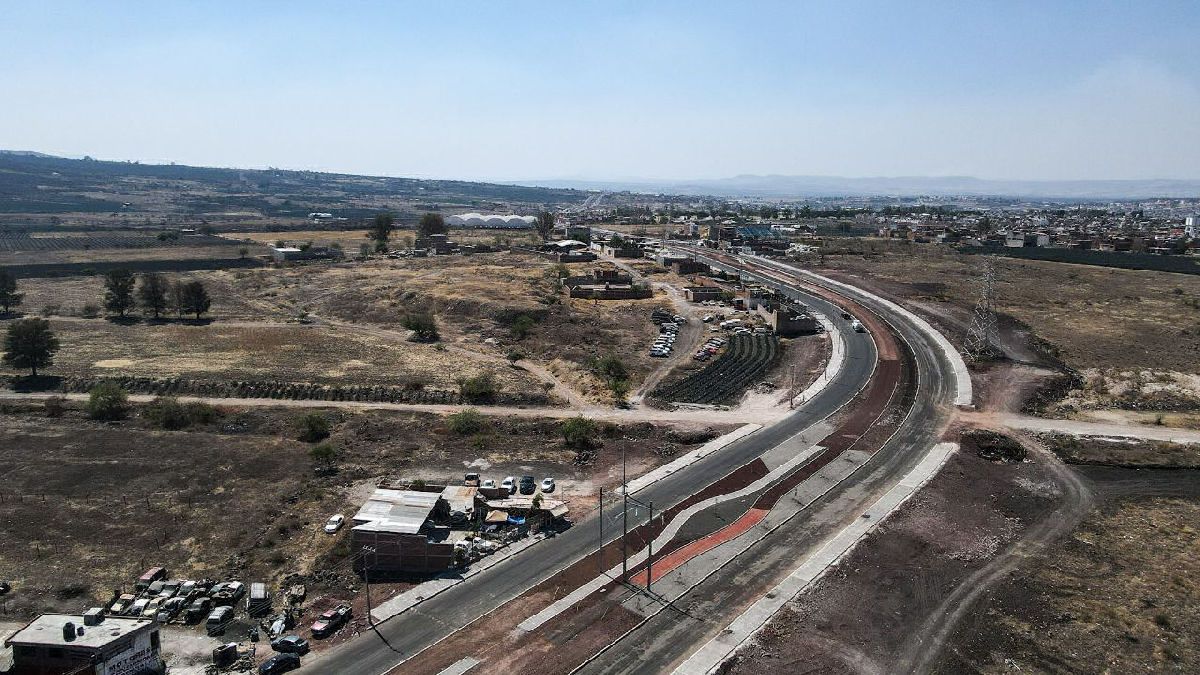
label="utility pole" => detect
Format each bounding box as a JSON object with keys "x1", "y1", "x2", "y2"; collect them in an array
[
  {"x1": 598, "y1": 487, "x2": 604, "y2": 576},
  {"x1": 964, "y1": 256, "x2": 1003, "y2": 361},
  {"x1": 646, "y1": 501, "x2": 654, "y2": 591},
  {"x1": 621, "y1": 446, "x2": 628, "y2": 581},
  {"x1": 361, "y1": 545, "x2": 376, "y2": 626}
]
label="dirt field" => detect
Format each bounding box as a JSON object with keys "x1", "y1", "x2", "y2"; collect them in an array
[
  {"x1": 720, "y1": 447, "x2": 1064, "y2": 675},
  {"x1": 1040, "y1": 432, "x2": 1200, "y2": 469},
  {"x1": 933, "y1": 467, "x2": 1200, "y2": 674},
  {"x1": 0, "y1": 398, "x2": 728, "y2": 623}
]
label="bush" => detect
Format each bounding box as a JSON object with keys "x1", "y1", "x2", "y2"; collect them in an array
[
  {"x1": 87, "y1": 382, "x2": 129, "y2": 421},
  {"x1": 447, "y1": 408, "x2": 487, "y2": 435},
  {"x1": 297, "y1": 413, "x2": 331, "y2": 442},
  {"x1": 309, "y1": 442, "x2": 337, "y2": 464},
  {"x1": 510, "y1": 314, "x2": 537, "y2": 339},
  {"x1": 506, "y1": 350, "x2": 524, "y2": 364},
  {"x1": 459, "y1": 372, "x2": 498, "y2": 403},
  {"x1": 590, "y1": 354, "x2": 629, "y2": 383},
  {"x1": 562, "y1": 416, "x2": 598, "y2": 449},
  {"x1": 80, "y1": 303, "x2": 100, "y2": 319},
  {"x1": 143, "y1": 397, "x2": 221, "y2": 429},
  {"x1": 402, "y1": 312, "x2": 440, "y2": 341}
]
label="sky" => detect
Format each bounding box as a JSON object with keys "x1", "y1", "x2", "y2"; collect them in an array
[{"x1": 2, "y1": 1, "x2": 1199, "y2": 182}]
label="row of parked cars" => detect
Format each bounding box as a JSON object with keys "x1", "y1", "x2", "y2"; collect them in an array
[
  {"x1": 466, "y1": 473, "x2": 555, "y2": 494},
  {"x1": 693, "y1": 336, "x2": 726, "y2": 361},
  {"x1": 649, "y1": 319, "x2": 684, "y2": 358},
  {"x1": 110, "y1": 568, "x2": 253, "y2": 632}
]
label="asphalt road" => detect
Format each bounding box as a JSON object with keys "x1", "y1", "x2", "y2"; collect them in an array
[
  {"x1": 303, "y1": 276, "x2": 878, "y2": 675},
  {"x1": 575, "y1": 253, "x2": 960, "y2": 674}
]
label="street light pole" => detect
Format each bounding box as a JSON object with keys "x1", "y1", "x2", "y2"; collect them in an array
[
  {"x1": 598, "y1": 487, "x2": 604, "y2": 576},
  {"x1": 621, "y1": 446, "x2": 628, "y2": 581},
  {"x1": 646, "y1": 501, "x2": 654, "y2": 591},
  {"x1": 361, "y1": 545, "x2": 376, "y2": 626}
]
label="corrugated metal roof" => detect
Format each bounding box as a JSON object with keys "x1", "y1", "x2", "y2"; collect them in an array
[{"x1": 352, "y1": 489, "x2": 440, "y2": 534}]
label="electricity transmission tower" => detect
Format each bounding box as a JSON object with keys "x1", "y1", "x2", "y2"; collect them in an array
[{"x1": 964, "y1": 257, "x2": 1003, "y2": 361}]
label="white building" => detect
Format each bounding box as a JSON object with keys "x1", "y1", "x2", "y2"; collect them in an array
[
  {"x1": 446, "y1": 213, "x2": 537, "y2": 229},
  {"x1": 4, "y1": 612, "x2": 163, "y2": 675},
  {"x1": 1186, "y1": 215, "x2": 1199, "y2": 238}
]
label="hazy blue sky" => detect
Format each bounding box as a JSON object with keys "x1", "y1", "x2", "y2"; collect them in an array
[{"x1": 3, "y1": 1, "x2": 1198, "y2": 181}]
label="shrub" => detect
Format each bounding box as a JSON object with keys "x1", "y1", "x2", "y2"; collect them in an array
[
  {"x1": 309, "y1": 442, "x2": 337, "y2": 464},
  {"x1": 80, "y1": 303, "x2": 101, "y2": 319},
  {"x1": 447, "y1": 408, "x2": 487, "y2": 435},
  {"x1": 459, "y1": 372, "x2": 498, "y2": 403},
  {"x1": 87, "y1": 382, "x2": 129, "y2": 421},
  {"x1": 506, "y1": 350, "x2": 524, "y2": 364},
  {"x1": 297, "y1": 413, "x2": 331, "y2": 442},
  {"x1": 402, "y1": 312, "x2": 440, "y2": 341},
  {"x1": 590, "y1": 354, "x2": 629, "y2": 383},
  {"x1": 143, "y1": 396, "x2": 190, "y2": 430},
  {"x1": 510, "y1": 314, "x2": 537, "y2": 339},
  {"x1": 470, "y1": 433, "x2": 493, "y2": 451},
  {"x1": 562, "y1": 416, "x2": 598, "y2": 449}
]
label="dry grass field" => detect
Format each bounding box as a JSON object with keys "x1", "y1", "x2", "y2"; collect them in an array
[{"x1": 0, "y1": 400, "x2": 725, "y2": 619}]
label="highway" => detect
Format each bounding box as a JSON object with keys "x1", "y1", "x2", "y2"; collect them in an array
[
  {"x1": 306, "y1": 250, "x2": 964, "y2": 675},
  {"x1": 303, "y1": 271, "x2": 878, "y2": 675}
]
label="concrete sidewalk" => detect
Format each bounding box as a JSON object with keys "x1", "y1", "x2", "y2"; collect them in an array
[{"x1": 988, "y1": 413, "x2": 1200, "y2": 444}]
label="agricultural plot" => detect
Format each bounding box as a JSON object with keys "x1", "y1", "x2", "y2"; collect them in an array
[
  {"x1": 652, "y1": 334, "x2": 779, "y2": 404},
  {"x1": 0, "y1": 232, "x2": 239, "y2": 252}
]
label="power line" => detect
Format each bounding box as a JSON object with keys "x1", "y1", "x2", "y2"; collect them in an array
[{"x1": 964, "y1": 256, "x2": 1003, "y2": 361}]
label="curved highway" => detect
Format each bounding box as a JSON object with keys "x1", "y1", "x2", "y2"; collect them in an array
[{"x1": 304, "y1": 274, "x2": 878, "y2": 674}]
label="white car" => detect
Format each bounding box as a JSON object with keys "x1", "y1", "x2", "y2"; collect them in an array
[
  {"x1": 501, "y1": 476, "x2": 516, "y2": 494},
  {"x1": 481, "y1": 478, "x2": 497, "y2": 489},
  {"x1": 540, "y1": 477, "x2": 556, "y2": 493},
  {"x1": 324, "y1": 514, "x2": 345, "y2": 534}
]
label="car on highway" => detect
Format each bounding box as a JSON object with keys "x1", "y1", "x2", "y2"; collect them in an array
[
  {"x1": 323, "y1": 514, "x2": 345, "y2": 533},
  {"x1": 271, "y1": 635, "x2": 310, "y2": 655},
  {"x1": 841, "y1": 310, "x2": 853, "y2": 320},
  {"x1": 540, "y1": 477, "x2": 555, "y2": 493},
  {"x1": 310, "y1": 604, "x2": 352, "y2": 638},
  {"x1": 852, "y1": 319, "x2": 866, "y2": 332},
  {"x1": 501, "y1": 476, "x2": 516, "y2": 494},
  {"x1": 259, "y1": 653, "x2": 301, "y2": 675},
  {"x1": 519, "y1": 476, "x2": 536, "y2": 495}
]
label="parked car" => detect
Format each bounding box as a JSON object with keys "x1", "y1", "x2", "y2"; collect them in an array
[
  {"x1": 0, "y1": 581, "x2": 10, "y2": 596},
  {"x1": 136, "y1": 567, "x2": 168, "y2": 591},
  {"x1": 142, "y1": 597, "x2": 165, "y2": 618},
  {"x1": 206, "y1": 606, "x2": 234, "y2": 635},
  {"x1": 519, "y1": 476, "x2": 536, "y2": 495},
  {"x1": 259, "y1": 653, "x2": 301, "y2": 675},
  {"x1": 501, "y1": 476, "x2": 517, "y2": 495},
  {"x1": 463, "y1": 472, "x2": 481, "y2": 487},
  {"x1": 481, "y1": 478, "x2": 496, "y2": 489},
  {"x1": 267, "y1": 611, "x2": 295, "y2": 639},
  {"x1": 309, "y1": 604, "x2": 352, "y2": 639},
  {"x1": 271, "y1": 635, "x2": 310, "y2": 655},
  {"x1": 159, "y1": 580, "x2": 181, "y2": 598},
  {"x1": 212, "y1": 581, "x2": 246, "y2": 606},
  {"x1": 157, "y1": 596, "x2": 187, "y2": 623},
  {"x1": 323, "y1": 514, "x2": 345, "y2": 534},
  {"x1": 185, "y1": 597, "x2": 213, "y2": 624},
  {"x1": 110, "y1": 593, "x2": 136, "y2": 615},
  {"x1": 128, "y1": 598, "x2": 150, "y2": 617},
  {"x1": 540, "y1": 477, "x2": 556, "y2": 493}
]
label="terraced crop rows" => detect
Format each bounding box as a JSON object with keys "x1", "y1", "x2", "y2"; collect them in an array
[
  {"x1": 0, "y1": 233, "x2": 238, "y2": 252},
  {"x1": 652, "y1": 334, "x2": 779, "y2": 404}
]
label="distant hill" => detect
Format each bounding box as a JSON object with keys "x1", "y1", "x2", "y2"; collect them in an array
[
  {"x1": 0, "y1": 151, "x2": 587, "y2": 218},
  {"x1": 517, "y1": 174, "x2": 1200, "y2": 200}
]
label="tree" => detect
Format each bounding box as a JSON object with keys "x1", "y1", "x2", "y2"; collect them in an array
[
  {"x1": 238, "y1": 247, "x2": 249, "y2": 259},
  {"x1": 402, "y1": 312, "x2": 439, "y2": 341},
  {"x1": 359, "y1": 242, "x2": 371, "y2": 258},
  {"x1": 87, "y1": 381, "x2": 128, "y2": 421},
  {"x1": 103, "y1": 269, "x2": 137, "y2": 317},
  {"x1": 0, "y1": 269, "x2": 23, "y2": 314},
  {"x1": 370, "y1": 212, "x2": 394, "y2": 251},
  {"x1": 458, "y1": 372, "x2": 498, "y2": 403},
  {"x1": 2, "y1": 318, "x2": 59, "y2": 376},
  {"x1": 561, "y1": 416, "x2": 598, "y2": 449},
  {"x1": 309, "y1": 441, "x2": 337, "y2": 464},
  {"x1": 297, "y1": 413, "x2": 331, "y2": 442},
  {"x1": 608, "y1": 234, "x2": 626, "y2": 249},
  {"x1": 536, "y1": 211, "x2": 555, "y2": 241},
  {"x1": 510, "y1": 314, "x2": 537, "y2": 339},
  {"x1": 137, "y1": 273, "x2": 169, "y2": 319},
  {"x1": 447, "y1": 408, "x2": 487, "y2": 435},
  {"x1": 178, "y1": 280, "x2": 211, "y2": 319},
  {"x1": 418, "y1": 212, "x2": 447, "y2": 237}
]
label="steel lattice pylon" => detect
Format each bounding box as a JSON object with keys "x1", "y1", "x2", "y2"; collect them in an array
[{"x1": 964, "y1": 257, "x2": 1003, "y2": 361}]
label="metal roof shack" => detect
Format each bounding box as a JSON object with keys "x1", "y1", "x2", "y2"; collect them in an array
[
  {"x1": 4, "y1": 612, "x2": 163, "y2": 675},
  {"x1": 440, "y1": 485, "x2": 479, "y2": 517},
  {"x1": 351, "y1": 489, "x2": 442, "y2": 535},
  {"x1": 485, "y1": 496, "x2": 570, "y2": 519}
]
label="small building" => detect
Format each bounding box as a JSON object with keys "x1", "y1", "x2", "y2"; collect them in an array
[
  {"x1": 4, "y1": 612, "x2": 163, "y2": 675},
  {"x1": 672, "y1": 259, "x2": 711, "y2": 275},
  {"x1": 270, "y1": 246, "x2": 344, "y2": 263},
  {"x1": 684, "y1": 286, "x2": 724, "y2": 302},
  {"x1": 350, "y1": 489, "x2": 453, "y2": 575}
]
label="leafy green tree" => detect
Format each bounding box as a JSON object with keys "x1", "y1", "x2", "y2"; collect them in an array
[
  {"x1": 418, "y1": 212, "x2": 447, "y2": 237},
  {"x1": 370, "y1": 212, "x2": 394, "y2": 251},
  {"x1": 510, "y1": 314, "x2": 537, "y2": 339},
  {"x1": 179, "y1": 280, "x2": 211, "y2": 319},
  {"x1": 137, "y1": 273, "x2": 169, "y2": 319},
  {"x1": 87, "y1": 381, "x2": 128, "y2": 421},
  {"x1": 535, "y1": 211, "x2": 555, "y2": 241},
  {"x1": 590, "y1": 354, "x2": 628, "y2": 383},
  {"x1": 561, "y1": 416, "x2": 598, "y2": 449},
  {"x1": 309, "y1": 441, "x2": 337, "y2": 464},
  {"x1": 103, "y1": 269, "x2": 137, "y2": 317},
  {"x1": 2, "y1": 318, "x2": 59, "y2": 376},
  {"x1": 0, "y1": 269, "x2": 23, "y2": 314},
  {"x1": 458, "y1": 372, "x2": 498, "y2": 403},
  {"x1": 297, "y1": 413, "x2": 331, "y2": 442}
]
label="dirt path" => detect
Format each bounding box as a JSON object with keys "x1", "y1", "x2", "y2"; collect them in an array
[
  {"x1": 966, "y1": 411, "x2": 1200, "y2": 443},
  {"x1": 892, "y1": 434, "x2": 1096, "y2": 674}
]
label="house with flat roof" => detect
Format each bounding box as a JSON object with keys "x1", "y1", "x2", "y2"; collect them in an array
[
  {"x1": 350, "y1": 488, "x2": 454, "y2": 575},
  {"x1": 3, "y1": 611, "x2": 162, "y2": 675}
]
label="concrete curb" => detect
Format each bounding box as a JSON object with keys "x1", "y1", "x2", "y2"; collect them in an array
[
  {"x1": 672, "y1": 442, "x2": 960, "y2": 675},
  {"x1": 622, "y1": 423, "x2": 762, "y2": 495},
  {"x1": 788, "y1": 310, "x2": 845, "y2": 408}
]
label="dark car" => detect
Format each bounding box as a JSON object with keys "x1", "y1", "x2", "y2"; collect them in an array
[
  {"x1": 310, "y1": 604, "x2": 352, "y2": 638},
  {"x1": 259, "y1": 653, "x2": 301, "y2": 675},
  {"x1": 270, "y1": 635, "x2": 309, "y2": 655},
  {"x1": 0, "y1": 581, "x2": 10, "y2": 596},
  {"x1": 518, "y1": 476, "x2": 536, "y2": 495},
  {"x1": 185, "y1": 597, "x2": 213, "y2": 624}
]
